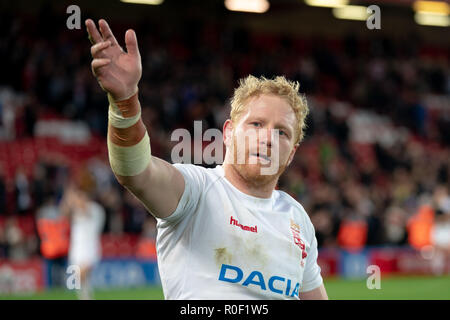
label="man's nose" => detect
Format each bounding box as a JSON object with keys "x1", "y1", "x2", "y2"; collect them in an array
[{"x1": 259, "y1": 127, "x2": 275, "y2": 148}]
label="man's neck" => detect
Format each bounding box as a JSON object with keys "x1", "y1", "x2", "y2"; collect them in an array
[{"x1": 222, "y1": 163, "x2": 276, "y2": 199}]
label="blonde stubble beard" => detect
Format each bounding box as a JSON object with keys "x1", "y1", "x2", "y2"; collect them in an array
[{"x1": 226, "y1": 134, "x2": 289, "y2": 190}]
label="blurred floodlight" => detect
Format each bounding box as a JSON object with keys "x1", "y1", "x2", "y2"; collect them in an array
[
  {"x1": 224, "y1": 0, "x2": 270, "y2": 13},
  {"x1": 332, "y1": 5, "x2": 369, "y2": 21},
  {"x1": 305, "y1": 0, "x2": 349, "y2": 8},
  {"x1": 415, "y1": 12, "x2": 450, "y2": 26},
  {"x1": 413, "y1": 1, "x2": 450, "y2": 15},
  {"x1": 120, "y1": 0, "x2": 164, "y2": 5},
  {"x1": 413, "y1": 0, "x2": 450, "y2": 26}
]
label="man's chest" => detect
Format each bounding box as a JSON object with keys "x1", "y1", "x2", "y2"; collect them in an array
[{"x1": 188, "y1": 196, "x2": 311, "y2": 298}]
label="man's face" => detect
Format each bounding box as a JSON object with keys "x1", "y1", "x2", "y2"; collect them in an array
[{"x1": 224, "y1": 94, "x2": 298, "y2": 187}]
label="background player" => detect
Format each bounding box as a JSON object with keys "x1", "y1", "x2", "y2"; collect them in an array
[{"x1": 60, "y1": 181, "x2": 105, "y2": 300}]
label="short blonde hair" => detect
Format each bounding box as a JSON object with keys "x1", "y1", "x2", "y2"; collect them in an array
[{"x1": 230, "y1": 75, "x2": 309, "y2": 144}]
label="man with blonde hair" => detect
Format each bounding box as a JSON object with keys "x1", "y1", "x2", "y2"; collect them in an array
[{"x1": 86, "y1": 18, "x2": 327, "y2": 300}]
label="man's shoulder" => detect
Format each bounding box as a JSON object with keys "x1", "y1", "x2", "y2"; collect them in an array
[
  {"x1": 173, "y1": 163, "x2": 223, "y2": 178},
  {"x1": 275, "y1": 190, "x2": 307, "y2": 212},
  {"x1": 275, "y1": 190, "x2": 312, "y2": 221},
  {"x1": 275, "y1": 190, "x2": 315, "y2": 235},
  {"x1": 172, "y1": 163, "x2": 223, "y2": 188}
]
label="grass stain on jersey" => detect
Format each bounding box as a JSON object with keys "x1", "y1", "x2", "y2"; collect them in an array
[
  {"x1": 215, "y1": 247, "x2": 232, "y2": 266},
  {"x1": 245, "y1": 241, "x2": 268, "y2": 270}
]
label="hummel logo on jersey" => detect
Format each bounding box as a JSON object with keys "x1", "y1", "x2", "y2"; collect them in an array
[{"x1": 230, "y1": 216, "x2": 258, "y2": 233}]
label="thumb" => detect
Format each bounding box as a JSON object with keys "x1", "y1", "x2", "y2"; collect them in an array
[{"x1": 125, "y1": 29, "x2": 140, "y2": 57}]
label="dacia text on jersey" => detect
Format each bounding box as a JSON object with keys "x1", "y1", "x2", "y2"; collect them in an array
[{"x1": 218, "y1": 264, "x2": 300, "y2": 298}]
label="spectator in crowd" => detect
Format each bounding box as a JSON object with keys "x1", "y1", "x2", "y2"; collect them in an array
[
  {"x1": 136, "y1": 216, "x2": 157, "y2": 260},
  {"x1": 383, "y1": 206, "x2": 408, "y2": 245},
  {"x1": 31, "y1": 162, "x2": 47, "y2": 209},
  {"x1": 36, "y1": 189, "x2": 70, "y2": 288},
  {"x1": 0, "y1": 221, "x2": 6, "y2": 258},
  {"x1": 2, "y1": 216, "x2": 26, "y2": 260},
  {"x1": 0, "y1": 164, "x2": 6, "y2": 215},
  {"x1": 14, "y1": 166, "x2": 31, "y2": 215}
]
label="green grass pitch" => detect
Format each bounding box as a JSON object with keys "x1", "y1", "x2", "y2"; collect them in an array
[{"x1": 1, "y1": 275, "x2": 449, "y2": 300}]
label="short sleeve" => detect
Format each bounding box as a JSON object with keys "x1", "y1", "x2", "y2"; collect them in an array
[
  {"x1": 301, "y1": 222, "x2": 323, "y2": 293},
  {"x1": 157, "y1": 163, "x2": 205, "y2": 225}
]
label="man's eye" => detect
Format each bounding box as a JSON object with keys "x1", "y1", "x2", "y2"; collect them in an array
[{"x1": 276, "y1": 130, "x2": 288, "y2": 137}]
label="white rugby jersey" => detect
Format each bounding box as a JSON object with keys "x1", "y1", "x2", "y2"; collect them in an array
[{"x1": 155, "y1": 164, "x2": 323, "y2": 300}]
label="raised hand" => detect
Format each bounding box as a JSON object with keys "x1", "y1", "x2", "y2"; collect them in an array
[{"x1": 86, "y1": 19, "x2": 142, "y2": 101}]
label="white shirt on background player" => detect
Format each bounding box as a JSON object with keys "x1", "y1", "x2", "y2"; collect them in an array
[
  {"x1": 156, "y1": 164, "x2": 323, "y2": 300},
  {"x1": 69, "y1": 201, "x2": 105, "y2": 267}
]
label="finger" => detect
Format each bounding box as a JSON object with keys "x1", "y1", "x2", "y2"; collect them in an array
[
  {"x1": 86, "y1": 19, "x2": 103, "y2": 44},
  {"x1": 91, "y1": 58, "x2": 111, "y2": 75},
  {"x1": 98, "y1": 19, "x2": 120, "y2": 47},
  {"x1": 91, "y1": 41, "x2": 111, "y2": 58},
  {"x1": 125, "y1": 29, "x2": 140, "y2": 57}
]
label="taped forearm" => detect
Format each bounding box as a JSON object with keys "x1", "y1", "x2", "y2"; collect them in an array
[{"x1": 107, "y1": 91, "x2": 151, "y2": 176}]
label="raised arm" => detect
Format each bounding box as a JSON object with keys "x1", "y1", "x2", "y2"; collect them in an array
[
  {"x1": 86, "y1": 19, "x2": 184, "y2": 219},
  {"x1": 60, "y1": 187, "x2": 76, "y2": 217}
]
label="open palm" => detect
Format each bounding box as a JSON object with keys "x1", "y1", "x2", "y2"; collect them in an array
[{"x1": 86, "y1": 19, "x2": 142, "y2": 101}]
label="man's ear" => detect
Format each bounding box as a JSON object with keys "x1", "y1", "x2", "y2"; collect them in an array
[
  {"x1": 223, "y1": 119, "x2": 233, "y2": 147},
  {"x1": 287, "y1": 144, "x2": 299, "y2": 167}
]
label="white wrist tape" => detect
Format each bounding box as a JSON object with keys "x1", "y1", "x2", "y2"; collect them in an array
[
  {"x1": 107, "y1": 131, "x2": 151, "y2": 176},
  {"x1": 107, "y1": 93, "x2": 141, "y2": 128},
  {"x1": 108, "y1": 109, "x2": 141, "y2": 129}
]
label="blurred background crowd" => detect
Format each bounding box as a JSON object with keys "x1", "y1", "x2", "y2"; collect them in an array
[{"x1": 0, "y1": 0, "x2": 449, "y2": 264}]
